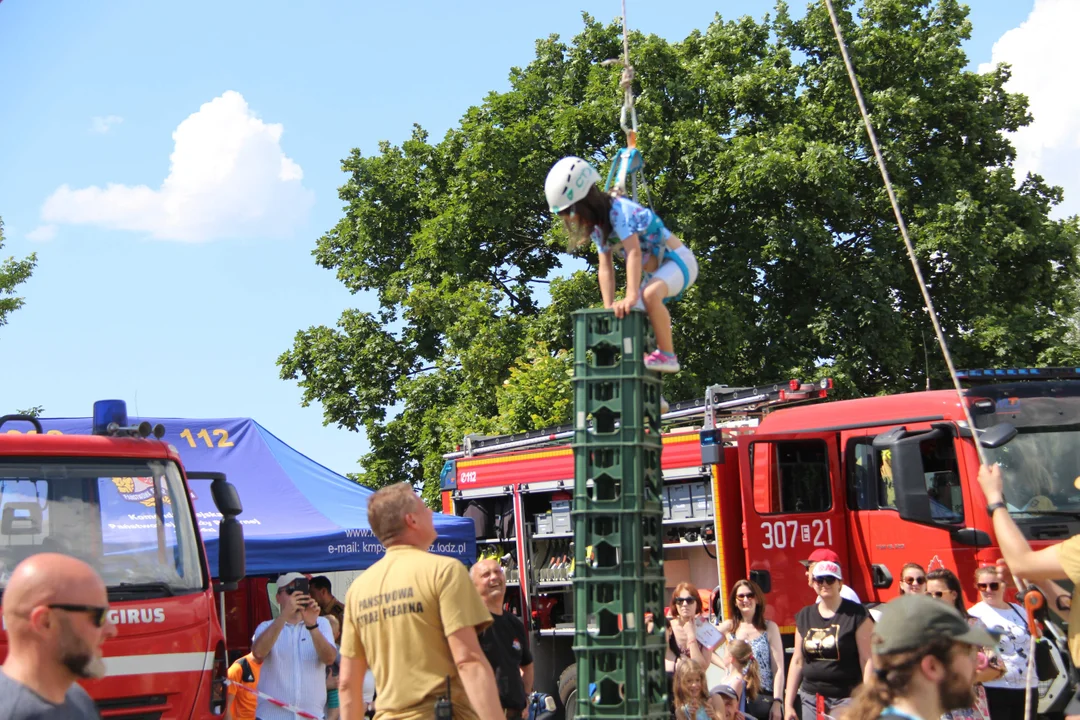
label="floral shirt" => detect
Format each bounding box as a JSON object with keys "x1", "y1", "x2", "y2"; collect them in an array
[{"x1": 591, "y1": 196, "x2": 671, "y2": 260}]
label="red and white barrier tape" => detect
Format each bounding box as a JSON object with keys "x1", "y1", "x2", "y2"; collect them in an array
[{"x1": 224, "y1": 679, "x2": 325, "y2": 719}]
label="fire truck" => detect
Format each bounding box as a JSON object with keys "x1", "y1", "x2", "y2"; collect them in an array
[
  {"x1": 0, "y1": 400, "x2": 246, "y2": 719},
  {"x1": 439, "y1": 368, "x2": 1080, "y2": 718}
]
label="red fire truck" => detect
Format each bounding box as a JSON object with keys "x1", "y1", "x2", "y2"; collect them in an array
[
  {"x1": 0, "y1": 400, "x2": 246, "y2": 719},
  {"x1": 439, "y1": 368, "x2": 1079, "y2": 717}
]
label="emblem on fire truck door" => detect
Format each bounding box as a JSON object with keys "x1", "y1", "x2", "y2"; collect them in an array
[{"x1": 111, "y1": 477, "x2": 173, "y2": 508}]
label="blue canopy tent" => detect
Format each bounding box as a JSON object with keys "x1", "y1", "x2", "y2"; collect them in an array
[{"x1": 30, "y1": 415, "x2": 476, "y2": 575}]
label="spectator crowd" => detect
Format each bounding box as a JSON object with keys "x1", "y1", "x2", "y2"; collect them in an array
[{"x1": 6, "y1": 464, "x2": 1080, "y2": 720}]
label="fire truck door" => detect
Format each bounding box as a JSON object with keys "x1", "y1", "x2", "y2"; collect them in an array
[
  {"x1": 843, "y1": 428, "x2": 975, "y2": 602},
  {"x1": 739, "y1": 432, "x2": 847, "y2": 629}
]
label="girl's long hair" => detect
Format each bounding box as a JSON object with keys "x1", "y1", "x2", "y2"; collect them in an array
[
  {"x1": 672, "y1": 659, "x2": 717, "y2": 720},
  {"x1": 844, "y1": 638, "x2": 958, "y2": 720},
  {"x1": 728, "y1": 579, "x2": 767, "y2": 632},
  {"x1": 727, "y1": 639, "x2": 761, "y2": 700},
  {"x1": 562, "y1": 185, "x2": 614, "y2": 252}
]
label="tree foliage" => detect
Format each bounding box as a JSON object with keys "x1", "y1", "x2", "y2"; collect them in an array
[
  {"x1": 280, "y1": 0, "x2": 1080, "y2": 502},
  {"x1": 0, "y1": 216, "x2": 37, "y2": 332}
]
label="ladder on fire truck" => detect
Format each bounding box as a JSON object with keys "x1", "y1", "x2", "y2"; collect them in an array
[{"x1": 442, "y1": 377, "x2": 833, "y2": 460}]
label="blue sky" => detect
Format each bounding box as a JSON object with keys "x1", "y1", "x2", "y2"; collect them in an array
[{"x1": 0, "y1": 0, "x2": 1071, "y2": 477}]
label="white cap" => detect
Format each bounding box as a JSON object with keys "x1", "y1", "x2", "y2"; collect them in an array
[
  {"x1": 276, "y1": 572, "x2": 306, "y2": 588},
  {"x1": 812, "y1": 561, "x2": 843, "y2": 580}
]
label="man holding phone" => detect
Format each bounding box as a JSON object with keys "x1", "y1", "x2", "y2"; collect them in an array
[{"x1": 252, "y1": 572, "x2": 339, "y2": 720}]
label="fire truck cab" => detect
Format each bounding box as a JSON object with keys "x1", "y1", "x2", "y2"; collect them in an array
[
  {"x1": 0, "y1": 401, "x2": 245, "y2": 719},
  {"x1": 441, "y1": 369, "x2": 1080, "y2": 718}
]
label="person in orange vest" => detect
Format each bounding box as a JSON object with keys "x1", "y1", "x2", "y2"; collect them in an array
[{"x1": 225, "y1": 652, "x2": 263, "y2": 720}]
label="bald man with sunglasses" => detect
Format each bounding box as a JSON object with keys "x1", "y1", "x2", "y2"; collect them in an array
[{"x1": 1, "y1": 552, "x2": 117, "y2": 719}]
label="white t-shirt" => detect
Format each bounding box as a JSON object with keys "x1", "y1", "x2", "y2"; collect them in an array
[
  {"x1": 968, "y1": 602, "x2": 1037, "y2": 689},
  {"x1": 363, "y1": 669, "x2": 376, "y2": 703}
]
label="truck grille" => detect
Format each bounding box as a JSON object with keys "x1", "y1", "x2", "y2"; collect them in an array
[{"x1": 95, "y1": 694, "x2": 167, "y2": 719}]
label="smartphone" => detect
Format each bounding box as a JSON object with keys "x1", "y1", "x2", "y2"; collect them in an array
[{"x1": 291, "y1": 578, "x2": 310, "y2": 595}]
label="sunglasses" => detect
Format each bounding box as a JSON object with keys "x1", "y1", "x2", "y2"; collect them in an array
[
  {"x1": 903, "y1": 577, "x2": 926, "y2": 586},
  {"x1": 674, "y1": 597, "x2": 696, "y2": 605},
  {"x1": 931, "y1": 591, "x2": 948, "y2": 598},
  {"x1": 977, "y1": 582, "x2": 1001, "y2": 592},
  {"x1": 813, "y1": 576, "x2": 838, "y2": 586},
  {"x1": 49, "y1": 604, "x2": 109, "y2": 628},
  {"x1": 736, "y1": 593, "x2": 755, "y2": 600}
]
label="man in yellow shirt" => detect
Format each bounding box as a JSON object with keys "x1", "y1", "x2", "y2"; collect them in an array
[
  {"x1": 978, "y1": 464, "x2": 1080, "y2": 718},
  {"x1": 224, "y1": 652, "x2": 262, "y2": 720},
  {"x1": 338, "y1": 482, "x2": 502, "y2": 720}
]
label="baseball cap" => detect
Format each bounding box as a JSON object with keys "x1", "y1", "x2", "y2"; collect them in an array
[
  {"x1": 710, "y1": 684, "x2": 738, "y2": 700},
  {"x1": 800, "y1": 548, "x2": 841, "y2": 568},
  {"x1": 811, "y1": 561, "x2": 843, "y2": 580},
  {"x1": 873, "y1": 594, "x2": 1000, "y2": 655},
  {"x1": 276, "y1": 572, "x2": 306, "y2": 589}
]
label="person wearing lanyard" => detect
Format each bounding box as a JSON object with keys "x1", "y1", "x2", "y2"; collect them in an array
[
  {"x1": 966, "y1": 565, "x2": 1038, "y2": 719},
  {"x1": 843, "y1": 594, "x2": 1000, "y2": 720}
]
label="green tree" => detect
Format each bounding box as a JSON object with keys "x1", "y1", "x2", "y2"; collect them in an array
[
  {"x1": 280, "y1": 0, "x2": 1080, "y2": 503},
  {"x1": 15, "y1": 406, "x2": 44, "y2": 417},
  {"x1": 0, "y1": 216, "x2": 36, "y2": 331}
]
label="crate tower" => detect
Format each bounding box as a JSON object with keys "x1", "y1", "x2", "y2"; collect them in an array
[{"x1": 571, "y1": 308, "x2": 668, "y2": 720}]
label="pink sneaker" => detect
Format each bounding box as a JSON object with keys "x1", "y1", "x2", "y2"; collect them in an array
[{"x1": 644, "y1": 349, "x2": 680, "y2": 374}]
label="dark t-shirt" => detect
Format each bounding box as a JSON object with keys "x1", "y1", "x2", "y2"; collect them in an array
[
  {"x1": 477, "y1": 611, "x2": 533, "y2": 711},
  {"x1": 796, "y1": 599, "x2": 869, "y2": 697},
  {"x1": 0, "y1": 670, "x2": 100, "y2": 719}
]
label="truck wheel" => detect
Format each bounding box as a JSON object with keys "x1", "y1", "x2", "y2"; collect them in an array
[{"x1": 558, "y1": 664, "x2": 577, "y2": 720}]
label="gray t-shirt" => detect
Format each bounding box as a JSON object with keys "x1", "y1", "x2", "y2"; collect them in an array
[{"x1": 0, "y1": 669, "x2": 100, "y2": 719}]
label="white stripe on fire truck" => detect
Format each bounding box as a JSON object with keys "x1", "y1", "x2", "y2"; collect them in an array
[{"x1": 103, "y1": 651, "x2": 213, "y2": 677}]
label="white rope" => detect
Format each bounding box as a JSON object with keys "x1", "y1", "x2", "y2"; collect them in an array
[
  {"x1": 1024, "y1": 631, "x2": 1037, "y2": 720},
  {"x1": 821, "y1": 0, "x2": 988, "y2": 467}
]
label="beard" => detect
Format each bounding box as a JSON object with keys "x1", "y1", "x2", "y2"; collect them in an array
[
  {"x1": 58, "y1": 619, "x2": 106, "y2": 680},
  {"x1": 938, "y1": 665, "x2": 976, "y2": 712}
]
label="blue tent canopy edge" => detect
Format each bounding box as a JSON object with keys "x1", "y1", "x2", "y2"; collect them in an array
[{"x1": 26, "y1": 415, "x2": 476, "y2": 576}]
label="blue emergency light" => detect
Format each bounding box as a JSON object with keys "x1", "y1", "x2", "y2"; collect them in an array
[{"x1": 92, "y1": 399, "x2": 128, "y2": 435}]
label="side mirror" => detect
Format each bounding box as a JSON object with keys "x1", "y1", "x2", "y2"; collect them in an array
[
  {"x1": 187, "y1": 471, "x2": 246, "y2": 589},
  {"x1": 216, "y1": 517, "x2": 246, "y2": 590},
  {"x1": 979, "y1": 423, "x2": 1017, "y2": 449},
  {"x1": 872, "y1": 425, "x2": 951, "y2": 526}
]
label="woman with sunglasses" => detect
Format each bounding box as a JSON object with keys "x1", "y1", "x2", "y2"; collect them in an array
[
  {"x1": 926, "y1": 568, "x2": 1004, "y2": 720},
  {"x1": 899, "y1": 562, "x2": 927, "y2": 595},
  {"x1": 966, "y1": 566, "x2": 1038, "y2": 719},
  {"x1": 783, "y1": 561, "x2": 872, "y2": 720},
  {"x1": 716, "y1": 580, "x2": 784, "y2": 720},
  {"x1": 667, "y1": 582, "x2": 719, "y2": 672}
]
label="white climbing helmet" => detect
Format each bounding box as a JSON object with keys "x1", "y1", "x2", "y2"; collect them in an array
[{"x1": 544, "y1": 156, "x2": 600, "y2": 213}]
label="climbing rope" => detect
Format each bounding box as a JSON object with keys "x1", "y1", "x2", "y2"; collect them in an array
[
  {"x1": 602, "y1": 0, "x2": 652, "y2": 210},
  {"x1": 821, "y1": 0, "x2": 989, "y2": 468}
]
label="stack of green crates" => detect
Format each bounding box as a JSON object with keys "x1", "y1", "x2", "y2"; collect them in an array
[{"x1": 571, "y1": 308, "x2": 668, "y2": 720}]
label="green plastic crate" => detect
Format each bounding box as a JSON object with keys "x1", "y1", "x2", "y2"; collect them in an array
[
  {"x1": 574, "y1": 642, "x2": 668, "y2": 720},
  {"x1": 572, "y1": 511, "x2": 664, "y2": 577},
  {"x1": 572, "y1": 376, "x2": 663, "y2": 445},
  {"x1": 572, "y1": 574, "x2": 667, "y2": 639},
  {"x1": 572, "y1": 443, "x2": 664, "y2": 512},
  {"x1": 572, "y1": 309, "x2": 655, "y2": 381}
]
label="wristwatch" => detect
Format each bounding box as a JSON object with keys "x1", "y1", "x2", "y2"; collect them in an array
[
  {"x1": 306, "y1": 623, "x2": 319, "y2": 630},
  {"x1": 986, "y1": 501, "x2": 1008, "y2": 518}
]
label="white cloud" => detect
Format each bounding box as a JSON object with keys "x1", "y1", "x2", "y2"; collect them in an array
[
  {"x1": 90, "y1": 115, "x2": 123, "y2": 134},
  {"x1": 44, "y1": 91, "x2": 314, "y2": 242},
  {"x1": 979, "y1": 0, "x2": 1080, "y2": 219},
  {"x1": 26, "y1": 225, "x2": 57, "y2": 242}
]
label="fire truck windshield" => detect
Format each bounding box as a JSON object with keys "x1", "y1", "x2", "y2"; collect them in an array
[
  {"x1": 0, "y1": 459, "x2": 204, "y2": 598},
  {"x1": 983, "y1": 425, "x2": 1080, "y2": 515}
]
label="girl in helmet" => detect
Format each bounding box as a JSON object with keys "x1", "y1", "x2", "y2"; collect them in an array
[{"x1": 545, "y1": 156, "x2": 698, "y2": 373}]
